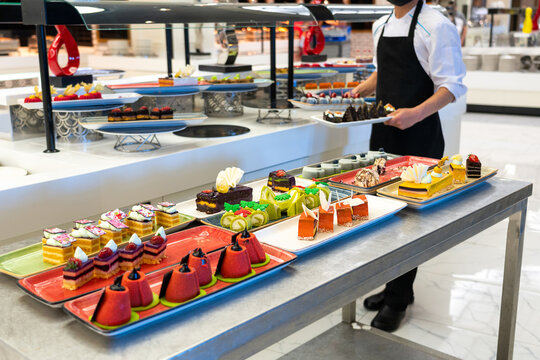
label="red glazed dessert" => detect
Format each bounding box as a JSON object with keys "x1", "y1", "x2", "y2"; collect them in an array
[
  {"x1": 121, "y1": 268, "x2": 154, "y2": 308},
  {"x1": 185, "y1": 248, "x2": 213, "y2": 287},
  {"x1": 236, "y1": 229, "x2": 266, "y2": 265},
  {"x1": 336, "y1": 202, "x2": 353, "y2": 227},
  {"x1": 215, "y1": 236, "x2": 252, "y2": 279},
  {"x1": 24, "y1": 95, "x2": 42, "y2": 103},
  {"x1": 298, "y1": 205, "x2": 318, "y2": 240},
  {"x1": 318, "y1": 205, "x2": 334, "y2": 232},
  {"x1": 351, "y1": 194, "x2": 368, "y2": 220},
  {"x1": 92, "y1": 277, "x2": 132, "y2": 326},
  {"x1": 159, "y1": 262, "x2": 200, "y2": 304}
]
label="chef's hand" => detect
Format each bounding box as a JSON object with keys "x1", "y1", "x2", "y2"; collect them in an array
[{"x1": 384, "y1": 107, "x2": 422, "y2": 130}]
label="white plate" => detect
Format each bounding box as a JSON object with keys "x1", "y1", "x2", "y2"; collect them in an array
[
  {"x1": 18, "y1": 93, "x2": 142, "y2": 110},
  {"x1": 79, "y1": 113, "x2": 207, "y2": 132},
  {"x1": 175, "y1": 177, "x2": 315, "y2": 219},
  {"x1": 255, "y1": 195, "x2": 407, "y2": 254},
  {"x1": 289, "y1": 99, "x2": 369, "y2": 111},
  {"x1": 310, "y1": 114, "x2": 392, "y2": 128},
  {"x1": 0, "y1": 166, "x2": 28, "y2": 177}
]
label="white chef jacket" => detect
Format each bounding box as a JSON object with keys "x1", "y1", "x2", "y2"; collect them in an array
[{"x1": 372, "y1": 3, "x2": 467, "y2": 101}]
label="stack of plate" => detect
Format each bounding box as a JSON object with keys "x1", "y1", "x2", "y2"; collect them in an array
[
  {"x1": 481, "y1": 53, "x2": 499, "y2": 71},
  {"x1": 498, "y1": 55, "x2": 517, "y2": 72},
  {"x1": 463, "y1": 55, "x2": 480, "y2": 71}
]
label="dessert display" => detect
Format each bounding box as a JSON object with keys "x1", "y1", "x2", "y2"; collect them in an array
[
  {"x1": 204, "y1": 74, "x2": 254, "y2": 84},
  {"x1": 119, "y1": 234, "x2": 144, "y2": 271},
  {"x1": 466, "y1": 154, "x2": 482, "y2": 178},
  {"x1": 125, "y1": 207, "x2": 154, "y2": 237},
  {"x1": 79, "y1": 82, "x2": 103, "y2": 100},
  {"x1": 143, "y1": 227, "x2": 167, "y2": 264},
  {"x1": 236, "y1": 229, "x2": 268, "y2": 266},
  {"x1": 121, "y1": 268, "x2": 156, "y2": 309},
  {"x1": 354, "y1": 168, "x2": 380, "y2": 188},
  {"x1": 54, "y1": 84, "x2": 80, "y2": 101},
  {"x1": 215, "y1": 235, "x2": 254, "y2": 281},
  {"x1": 155, "y1": 202, "x2": 181, "y2": 228},
  {"x1": 185, "y1": 248, "x2": 214, "y2": 287},
  {"x1": 159, "y1": 261, "x2": 202, "y2": 305},
  {"x1": 196, "y1": 167, "x2": 253, "y2": 214},
  {"x1": 267, "y1": 170, "x2": 296, "y2": 192},
  {"x1": 93, "y1": 240, "x2": 120, "y2": 279},
  {"x1": 70, "y1": 225, "x2": 105, "y2": 254},
  {"x1": 42, "y1": 234, "x2": 75, "y2": 265},
  {"x1": 219, "y1": 202, "x2": 270, "y2": 231},
  {"x1": 303, "y1": 81, "x2": 359, "y2": 91},
  {"x1": 159, "y1": 65, "x2": 197, "y2": 86},
  {"x1": 336, "y1": 202, "x2": 353, "y2": 227},
  {"x1": 397, "y1": 159, "x2": 453, "y2": 199},
  {"x1": 98, "y1": 218, "x2": 127, "y2": 246},
  {"x1": 42, "y1": 227, "x2": 66, "y2": 244},
  {"x1": 91, "y1": 277, "x2": 134, "y2": 327},
  {"x1": 321, "y1": 101, "x2": 394, "y2": 124},
  {"x1": 318, "y1": 191, "x2": 334, "y2": 233},
  {"x1": 450, "y1": 154, "x2": 467, "y2": 184},
  {"x1": 63, "y1": 247, "x2": 94, "y2": 290},
  {"x1": 300, "y1": 92, "x2": 365, "y2": 106},
  {"x1": 298, "y1": 204, "x2": 318, "y2": 241},
  {"x1": 107, "y1": 106, "x2": 174, "y2": 122}
]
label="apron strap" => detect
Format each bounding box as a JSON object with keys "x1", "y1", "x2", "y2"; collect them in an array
[
  {"x1": 408, "y1": 0, "x2": 424, "y2": 39},
  {"x1": 380, "y1": 10, "x2": 393, "y2": 37}
]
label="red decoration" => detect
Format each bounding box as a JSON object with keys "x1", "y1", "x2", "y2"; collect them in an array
[
  {"x1": 48, "y1": 25, "x2": 80, "y2": 77},
  {"x1": 303, "y1": 25, "x2": 325, "y2": 56}
]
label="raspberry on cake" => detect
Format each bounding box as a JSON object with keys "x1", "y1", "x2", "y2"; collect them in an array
[
  {"x1": 94, "y1": 240, "x2": 120, "y2": 279},
  {"x1": 155, "y1": 202, "x2": 181, "y2": 228},
  {"x1": 98, "y1": 218, "x2": 127, "y2": 246},
  {"x1": 62, "y1": 247, "x2": 94, "y2": 290},
  {"x1": 143, "y1": 227, "x2": 167, "y2": 265},
  {"x1": 42, "y1": 234, "x2": 75, "y2": 265},
  {"x1": 122, "y1": 107, "x2": 136, "y2": 121},
  {"x1": 119, "y1": 233, "x2": 144, "y2": 271},
  {"x1": 125, "y1": 207, "x2": 154, "y2": 237},
  {"x1": 108, "y1": 108, "x2": 123, "y2": 122},
  {"x1": 70, "y1": 225, "x2": 105, "y2": 254}
]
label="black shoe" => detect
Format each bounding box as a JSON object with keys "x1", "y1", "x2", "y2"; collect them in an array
[
  {"x1": 370, "y1": 305, "x2": 405, "y2": 332},
  {"x1": 363, "y1": 291, "x2": 414, "y2": 311}
]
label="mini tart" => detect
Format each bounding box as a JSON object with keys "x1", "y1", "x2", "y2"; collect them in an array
[
  {"x1": 118, "y1": 242, "x2": 144, "y2": 271},
  {"x1": 63, "y1": 257, "x2": 94, "y2": 290},
  {"x1": 143, "y1": 235, "x2": 167, "y2": 264},
  {"x1": 94, "y1": 247, "x2": 120, "y2": 279},
  {"x1": 398, "y1": 172, "x2": 453, "y2": 199}
]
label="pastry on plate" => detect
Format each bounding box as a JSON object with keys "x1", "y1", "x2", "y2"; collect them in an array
[
  {"x1": 94, "y1": 240, "x2": 120, "y2": 279},
  {"x1": 42, "y1": 234, "x2": 75, "y2": 265},
  {"x1": 143, "y1": 227, "x2": 167, "y2": 264},
  {"x1": 62, "y1": 247, "x2": 94, "y2": 290},
  {"x1": 298, "y1": 204, "x2": 318, "y2": 241},
  {"x1": 125, "y1": 207, "x2": 154, "y2": 237},
  {"x1": 98, "y1": 218, "x2": 127, "y2": 246},
  {"x1": 91, "y1": 277, "x2": 133, "y2": 327},
  {"x1": 119, "y1": 233, "x2": 144, "y2": 271},
  {"x1": 155, "y1": 202, "x2": 180, "y2": 228},
  {"x1": 450, "y1": 154, "x2": 467, "y2": 184},
  {"x1": 196, "y1": 167, "x2": 252, "y2": 214},
  {"x1": 71, "y1": 225, "x2": 105, "y2": 254},
  {"x1": 42, "y1": 228, "x2": 66, "y2": 244},
  {"x1": 466, "y1": 154, "x2": 482, "y2": 178}
]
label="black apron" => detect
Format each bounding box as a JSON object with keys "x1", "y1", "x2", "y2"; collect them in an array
[{"x1": 370, "y1": 0, "x2": 444, "y2": 159}]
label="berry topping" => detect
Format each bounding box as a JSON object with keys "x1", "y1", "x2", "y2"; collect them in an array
[
  {"x1": 150, "y1": 235, "x2": 165, "y2": 245},
  {"x1": 139, "y1": 106, "x2": 148, "y2": 111},
  {"x1": 161, "y1": 106, "x2": 172, "y2": 111},
  {"x1": 98, "y1": 247, "x2": 113, "y2": 259},
  {"x1": 125, "y1": 242, "x2": 138, "y2": 251},
  {"x1": 343, "y1": 92, "x2": 350, "y2": 98},
  {"x1": 306, "y1": 93, "x2": 313, "y2": 98},
  {"x1": 65, "y1": 257, "x2": 82, "y2": 271},
  {"x1": 319, "y1": 93, "x2": 326, "y2": 98},
  {"x1": 276, "y1": 170, "x2": 287, "y2": 177},
  {"x1": 111, "y1": 108, "x2": 122, "y2": 113},
  {"x1": 202, "y1": 189, "x2": 212, "y2": 194},
  {"x1": 330, "y1": 92, "x2": 337, "y2": 98},
  {"x1": 152, "y1": 107, "x2": 160, "y2": 112},
  {"x1": 124, "y1": 107, "x2": 133, "y2": 112},
  {"x1": 353, "y1": 93, "x2": 360, "y2": 98},
  {"x1": 234, "y1": 209, "x2": 252, "y2": 217},
  {"x1": 468, "y1": 154, "x2": 480, "y2": 163}
]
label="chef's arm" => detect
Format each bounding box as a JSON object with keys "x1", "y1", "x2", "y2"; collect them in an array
[{"x1": 352, "y1": 71, "x2": 377, "y2": 97}]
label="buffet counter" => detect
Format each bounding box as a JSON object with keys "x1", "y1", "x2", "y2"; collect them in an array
[{"x1": 0, "y1": 176, "x2": 530, "y2": 359}]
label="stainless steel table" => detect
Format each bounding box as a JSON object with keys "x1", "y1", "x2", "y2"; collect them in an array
[{"x1": 0, "y1": 177, "x2": 531, "y2": 360}]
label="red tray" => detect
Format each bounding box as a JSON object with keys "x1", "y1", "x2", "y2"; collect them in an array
[
  {"x1": 328, "y1": 156, "x2": 439, "y2": 193},
  {"x1": 18, "y1": 226, "x2": 233, "y2": 307},
  {"x1": 63, "y1": 243, "x2": 296, "y2": 336}
]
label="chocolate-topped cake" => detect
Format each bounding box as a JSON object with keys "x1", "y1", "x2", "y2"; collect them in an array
[
  {"x1": 137, "y1": 106, "x2": 149, "y2": 120},
  {"x1": 369, "y1": 103, "x2": 378, "y2": 119},
  {"x1": 108, "y1": 109, "x2": 122, "y2": 122},
  {"x1": 376, "y1": 101, "x2": 387, "y2": 118},
  {"x1": 150, "y1": 107, "x2": 161, "y2": 120},
  {"x1": 466, "y1": 154, "x2": 482, "y2": 178},
  {"x1": 160, "y1": 106, "x2": 173, "y2": 119},
  {"x1": 196, "y1": 185, "x2": 253, "y2": 214},
  {"x1": 122, "y1": 108, "x2": 136, "y2": 121},
  {"x1": 268, "y1": 170, "x2": 295, "y2": 192},
  {"x1": 343, "y1": 106, "x2": 358, "y2": 122}
]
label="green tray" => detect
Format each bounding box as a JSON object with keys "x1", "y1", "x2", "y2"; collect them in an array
[{"x1": 0, "y1": 214, "x2": 195, "y2": 279}]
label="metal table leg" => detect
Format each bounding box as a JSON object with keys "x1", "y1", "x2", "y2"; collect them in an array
[
  {"x1": 342, "y1": 301, "x2": 356, "y2": 324},
  {"x1": 114, "y1": 134, "x2": 161, "y2": 152},
  {"x1": 497, "y1": 199, "x2": 527, "y2": 360}
]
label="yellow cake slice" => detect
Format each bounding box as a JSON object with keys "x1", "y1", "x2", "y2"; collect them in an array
[
  {"x1": 42, "y1": 234, "x2": 75, "y2": 265},
  {"x1": 449, "y1": 154, "x2": 467, "y2": 184},
  {"x1": 397, "y1": 160, "x2": 453, "y2": 199},
  {"x1": 155, "y1": 202, "x2": 181, "y2": 228}
]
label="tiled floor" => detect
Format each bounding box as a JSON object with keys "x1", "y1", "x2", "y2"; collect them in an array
[{"x1": 249, "y1": 112, "x2": 540, "y2": 360}]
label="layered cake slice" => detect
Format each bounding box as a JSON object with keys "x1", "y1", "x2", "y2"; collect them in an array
[
  {"x1": 466, "y1": 154, "x2": 482, "y2": 178},
  {"x1": 62, "y1": 247, "x2": 94, "y2": 290},
  {"x1": 101, "y1": 209, "x2": 129, "y2": 238},
  {"x1": 298, "y1": 204, "x2": 318, "y2": 241},
  {"x1": 317, "y1": 191, "x2": 334, "y2": 233},
  {"x1": 71, "y1": 225, "x2": 105, "y2": 254},
  {"x1": 336, "y1": 202, "x2": 353, "y2": 227},
  {"x1": 450, "y1": 154, "x2": 467, "y2": 184},
  {"x1": 143, "y1": 227, "x2": 167, "y2": 264},
  {"x1": 98, "y1": 218, "x2": 127, "y2": 246},
  {"x1": 398, "y1": 162, "x2": 452, "y2": 199},
  {"x1": 119, "y1": 233, "x2": 144, "y2": 271},
  {"x1": 41, "y1": 228, "x2": 66, "y2": 244},
  {"x1": 350, "y1": 194, "x2": 369, "y2": 220},
  {"x1": 267, "y1": 170, "x2": 296, "y2": 193},
  {"x1": 125, "y1": 207, "x2": 154, "y2": 237},
  {"x1": 94, "y1": 240, "x2": 120, "y2": 279},
  {"x1": 141, "y1": 204, "x2": 159, "y2": 229},
  {"x1": 196, "y1": 167, "x2": 253, "y2": 214},
  {"x1": 42, "y1": 234, "x2": 75, "y2": 265},
  {"x1": 155, "y1": 202, "x2": 181, "y2": 228}
]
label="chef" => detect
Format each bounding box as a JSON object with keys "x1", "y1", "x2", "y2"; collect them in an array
[{"x1": 352, "y1": 0, "x2": 466, "y2": 332}]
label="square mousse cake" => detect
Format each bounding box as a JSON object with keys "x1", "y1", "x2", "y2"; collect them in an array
[
  {"x1": 119, "y1": 239, "x2": 144, "y2": 271},
  {"x1": 125, "y1": 208, "x2": 154, "y2": 237},
  {"x1": 351, "y1": 195, "x2": 369, "y2": 220},
  {"x1": 102, "y1": 209, "x2": 129, "y2": 238},
  {"x1": 268, "y1": 170, "x2": 296, "y2": 192},
  {"x1": 93, "y1": 241, "x2": 120, "y2": 279},
  {"x1": 98, "y1": 219, "x2": 127, "y2": 246},
  {"x1": 141, "y1": 204, "x2": 159, "y2": 229},
  {"x1": 336, "y1": 203, "x2": 353, "y2": 227},
  {"x1": 156, "y1": 202, "x2": 181, "y2": 227},
  {"x1": 143, "y1": 232, "x2": 167, "y2": 265},
  {"x1": 42, "y1": 227, "x2": 66, "y2": 244},
  {"x1": 196, "y1": 185, "x2": 253, "y2": 214},
  {"x1": 298, "y1": 212, "x2": 318, "y2": 240},
  {"x1": 62, "y1": 249, "x2": 94, "y2": 290},
  {"x1": 42, "y1": 234, "x2": 75, "y2": 265},
  {"x1": 318, "y1": 205, "x2": 335, "y2": 233},
  {"x1": 71, "y1": 225, "x2": 105, "y2": 254}
]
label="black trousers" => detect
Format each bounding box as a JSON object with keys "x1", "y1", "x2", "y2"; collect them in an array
[{"x1": 383, "y1": 268, "x2": 417, "y2": 311}]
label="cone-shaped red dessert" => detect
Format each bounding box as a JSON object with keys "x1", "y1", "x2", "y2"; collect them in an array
[
  {"x1": 185, "y1": 249, "x2": 213, "y2": 287},
  {"x1": 159, "y1": 262, "x2": 200, "y2": 303},
  {"x1": 237, "y1": 229, "x2": 266, "y2": 265},
  {"x1": 215, "y1": 234, "x2": 252, "y2": 279},
  {"x1": 92, "y1": 276, "x2": 131, "y2": 326},
  {"x1": 121, "y1": 268, "x2": 154, "y2": 308}
]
